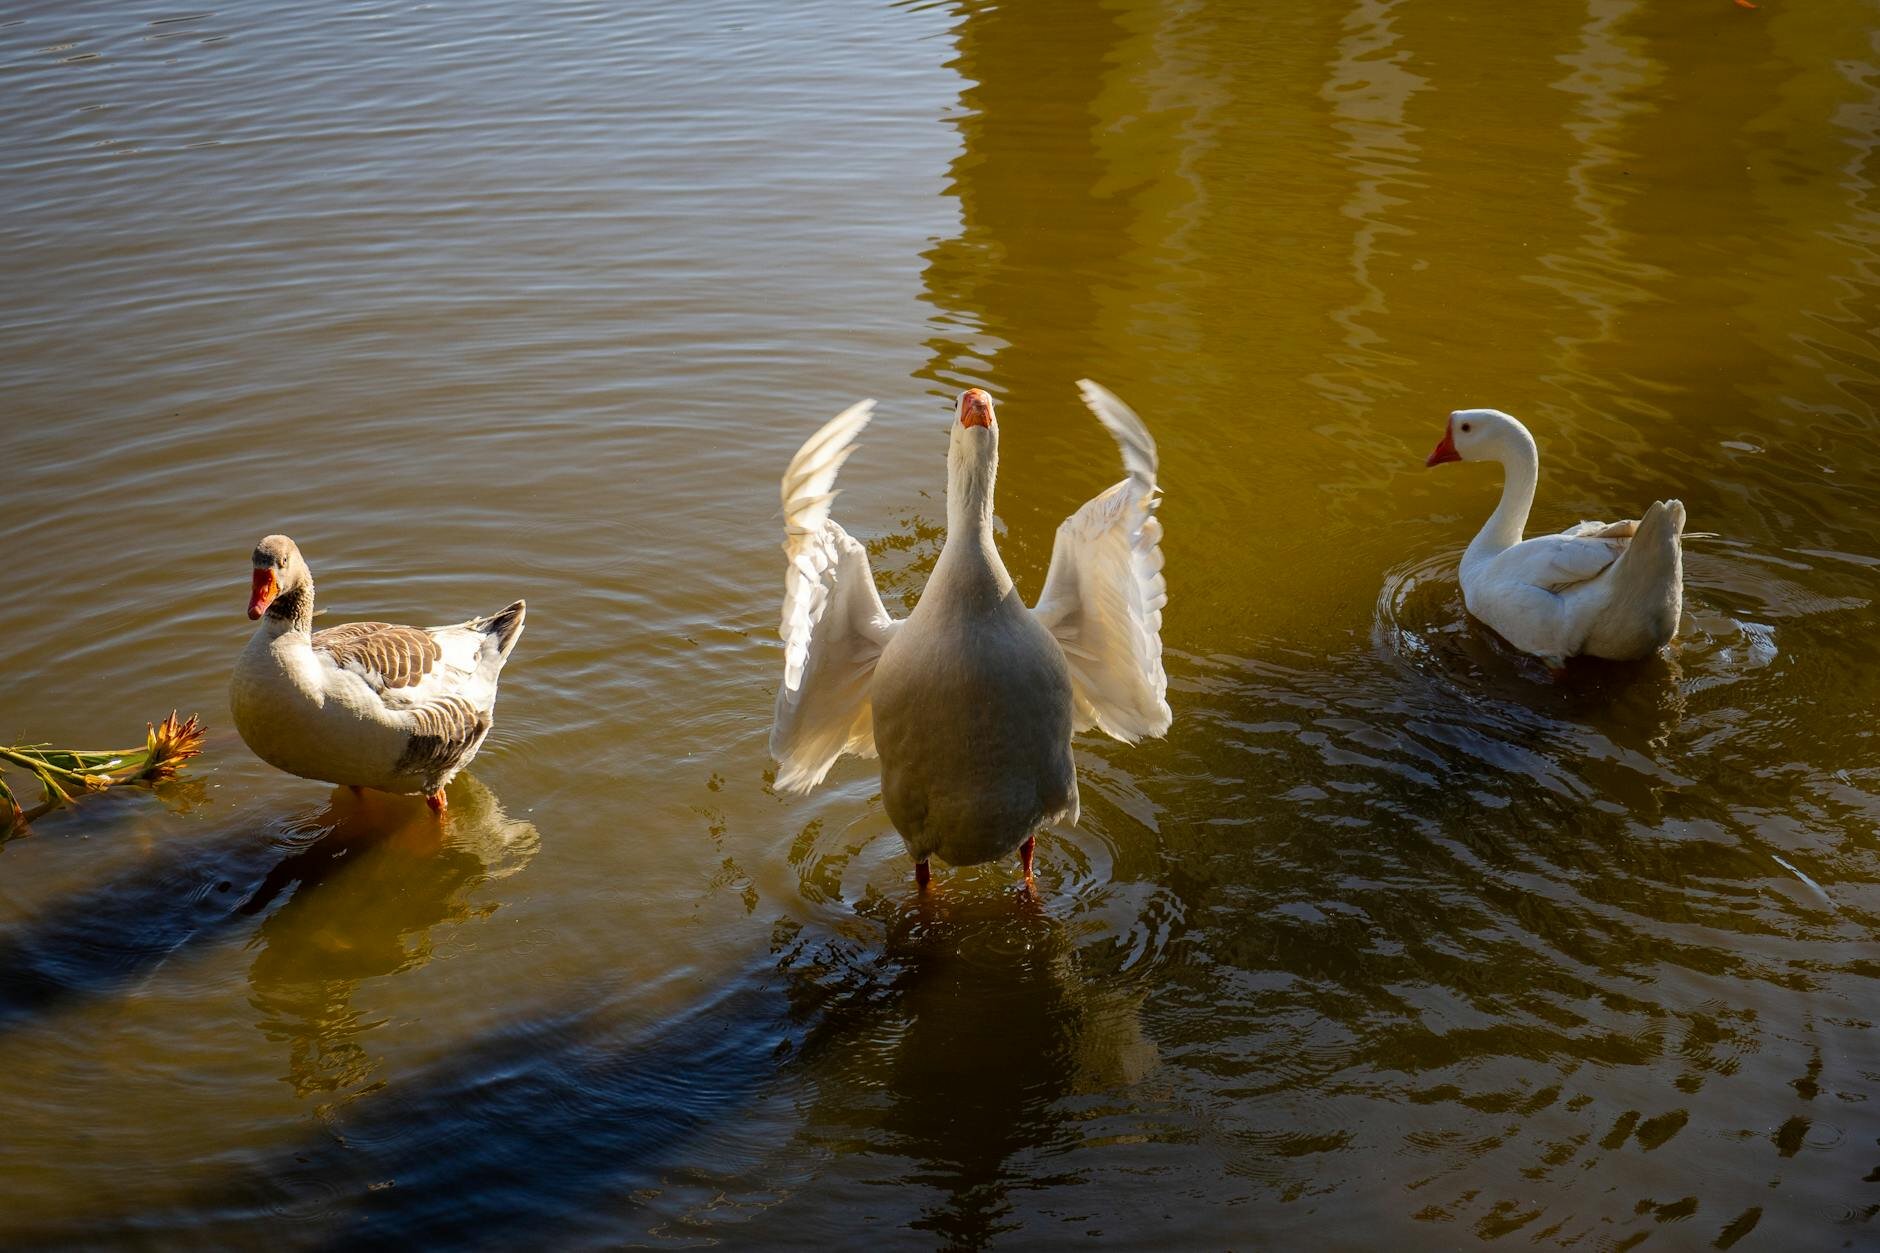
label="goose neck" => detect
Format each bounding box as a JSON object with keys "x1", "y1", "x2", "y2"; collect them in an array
[
  {"x1": 265, "y1": 574, "x2": 317, "y2": 637},
  {"x1": 936, "y1": 444, "x2": 1013, "y2": 606},
  {"x1": 946, "y1": 443, "x2": 998, "y2": 541},
  {"x1": 1469, "y1": 432, "x2": 1539, "y2": 559}
]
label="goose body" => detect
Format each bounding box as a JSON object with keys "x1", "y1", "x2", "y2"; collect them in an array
[
  {"x1": 770, "y1": 383, "x2": 1170, "y2": 887},
  {"x1": 871, "y1": 517, "x2": 1079, "y2": 869},
  {"x1": 1425, "y1": 409, "x2": 1685, "y2": 668},
  {"x1": 230, "y1": 535, "x2": 525, "y2": 808}
]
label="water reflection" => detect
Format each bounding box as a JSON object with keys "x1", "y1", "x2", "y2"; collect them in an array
[
  {"x1": 240, "y1": 778, "x2": 540, "y2": 1101},
  {"x1": 773, "y1": 886, "x2": 1157, "y2": 1249},
  {"x1": 918, "y1": 0, "x2": 1134, "y2": 405},
  {"x1": 1534, "y1": 0, "x2": 1669, "y2": 417},
  {"x1": 1306, "y1": 0, "x2": 1426, "y2": 417}
]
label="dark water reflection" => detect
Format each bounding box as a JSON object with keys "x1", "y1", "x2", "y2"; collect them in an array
[
  {"x1": 1, "y1": 0, "x2": 1877, "y2": 1247},
  {"x1": 787, "y1": 892, "x2": 1161, "y2": 1248}
]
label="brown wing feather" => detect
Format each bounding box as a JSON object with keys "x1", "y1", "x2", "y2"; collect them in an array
[
  {"x1": 394, "y1": 696, "x2": 491, "y2": 784},
  {"x1": 311, "y1": 621, "x2": 441, "y2": 690}
]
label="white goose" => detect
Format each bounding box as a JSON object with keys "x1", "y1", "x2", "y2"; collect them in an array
[
  {"x1": 231, "y1": 535, "x2": 526, "y2": 811},
  {"x1": 771, "y1": 382, "x2": 1170, "y2": 888},
  {"x1": 1424, "y1": 409, "x2": 1685, "y2": 669}
]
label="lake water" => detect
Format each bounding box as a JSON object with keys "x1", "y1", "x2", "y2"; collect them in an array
[{"x1": 2, "y1": 1, "x2": 1877, "y2": 1247}]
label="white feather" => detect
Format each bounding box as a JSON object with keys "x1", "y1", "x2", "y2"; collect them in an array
[
  {"x1": 769, "y1": 400, "x2": 900, "y2": 793},
  {"x1": 1031, "y1": 381, "x2": 1172, "y2": 742}
]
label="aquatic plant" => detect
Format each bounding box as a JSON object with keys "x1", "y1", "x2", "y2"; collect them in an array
[{"x1": 0, "y1": 712, "x2": 205, "y2": 838}]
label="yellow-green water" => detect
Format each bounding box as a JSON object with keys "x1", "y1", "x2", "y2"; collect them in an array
[{"x1": 2, "y1": 1, "x2": 1877, "y2": 1247}]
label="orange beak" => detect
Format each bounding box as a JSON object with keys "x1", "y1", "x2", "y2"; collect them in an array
[
  {"x1": 248, "y1": 567, "x2": 278, "y2": 620},
  {"x1": 958, "y1": 388, "x2": 994, "y2": 429},
  {"x1": 1425, "y1": 423, "x2": 1461, "y2": 467}
]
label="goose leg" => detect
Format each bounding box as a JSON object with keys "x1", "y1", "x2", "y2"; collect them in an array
[
  {"x1": 425, "y1": 790, "x2": 448, "y2": 814},
  {"x1": 914, "y1": 859, "x2": 931, "y2": 891},
  {"x1": 1018, "y1": 834, "x2": 1036, "y2": 881}
]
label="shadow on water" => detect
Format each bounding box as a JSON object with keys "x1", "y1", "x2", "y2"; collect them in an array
[
  {"x1": 4, "y1": 887, "x2": 1147, "y2": 1249},
  {"x1": 244, "y1": 982, "x2": 793, "y2": 1250},
  {"x1": 0, "y1": 976, "x2": 794, "y2": 1248},
  {"x1": 0, "y1": 740, "x2": 1160, "y2": 1246},
  {"x1": 0, "y1": 817, "x2": 275, "y2": 1029},
  {"x1": 0, "y1": 776, "x2": 535, "y2": 1036},
  {"x1": 292, "y1": 897, "x2": 1106, "y2": 1251},
  {"x1": 0, "y1": 777, "x2": 712, "y2": 1249}
]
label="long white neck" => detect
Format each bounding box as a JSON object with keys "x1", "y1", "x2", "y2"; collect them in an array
[
  {"x1": 932, "y1": 432, "x2": 1012, "y2": 607},
  {"x1": 1466, "y1": 428, "x2": 1540, "y2": 563}
]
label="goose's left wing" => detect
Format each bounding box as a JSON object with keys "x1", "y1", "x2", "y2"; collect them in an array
[{"x1": 1032, "y1": 380, "x2": 1171, "y2": 742}]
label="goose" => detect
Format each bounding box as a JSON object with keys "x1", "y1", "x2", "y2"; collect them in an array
[
  {"x1": 770, "y1": 382, "x2": 1170, "y2": 889},
  {"x1": 231, "y1": 535, "x2": 526, "y2": 811},
  {"x1": 1424, "y1": 409, "x2": 1684, "y2": 670}
]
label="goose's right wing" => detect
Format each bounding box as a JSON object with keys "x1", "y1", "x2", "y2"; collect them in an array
[{"x1": 769, "y1": 400, "x2": 900, "y2": 793}]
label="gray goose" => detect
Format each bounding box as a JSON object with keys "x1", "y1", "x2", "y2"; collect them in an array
[
  {"x1": 230, "y1": 534, "x2": 525, "y2": 811},
  {"x1": 770, "y1": 383, "x2": 1170, "y2": 888}
]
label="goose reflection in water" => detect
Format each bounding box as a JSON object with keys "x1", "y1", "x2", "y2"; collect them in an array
[
  {"x1": 787, "y1": 884, "x2": 1157, "y2": 1247},
  {"x1": 238, "y1": 775, "x2": 539, "y2": 1099}
]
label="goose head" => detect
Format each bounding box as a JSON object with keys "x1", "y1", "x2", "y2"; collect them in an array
[
  {"x1": 248, "y1": 534, "x2": 311, "y2": 621},
  {"x1": 1425, "y1": 408, "x2": 1529, "y2": 467},
  {"x1": 951, "y1": 387, "x2": 998, "y2": 448}
]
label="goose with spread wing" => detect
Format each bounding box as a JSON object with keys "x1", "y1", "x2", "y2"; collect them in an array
[
  {"x1": 231, "y1": 535, "x2": 526, "y2": 811},
  {"x1": 1424, "y1": 408, "x2": 1684, "y2": 669},
  {"x1": 770, "y1": 382, "x2": 1170, "y2": 888}
]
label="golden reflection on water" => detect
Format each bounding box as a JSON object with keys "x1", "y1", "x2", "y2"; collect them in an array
[
  {"x1": 242, "y1": 779, "x2": 539, "y2": 1102},
  {"x1": 0, "y1": 0, "x2": 1877, "y2": 1248}
]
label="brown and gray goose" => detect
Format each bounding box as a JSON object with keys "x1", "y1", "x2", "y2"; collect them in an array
[
  {"x1": 770, "y1": 382, "x2": 1170, "y2": 889},
  {"x1": 230, "y1": 534, "x2": 525, "y2": 811}
]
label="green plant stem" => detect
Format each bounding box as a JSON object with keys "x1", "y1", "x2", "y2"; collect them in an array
[{"x1": 0, "y1": 746, "x2": 101, "y2": 785}]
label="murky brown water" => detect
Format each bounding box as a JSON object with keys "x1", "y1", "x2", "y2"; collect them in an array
[{"x1": 3, "y1": 1, "x2": 1877, "y2": 1247}]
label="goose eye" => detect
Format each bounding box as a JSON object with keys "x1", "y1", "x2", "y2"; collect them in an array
[{"x1": 1461, "y1": 422, "x2": 1472, "y2": 433}]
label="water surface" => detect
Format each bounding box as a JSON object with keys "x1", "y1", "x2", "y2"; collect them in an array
[{"x1": 2, "y1": 1, "x2": 1877, "y2": 1247}]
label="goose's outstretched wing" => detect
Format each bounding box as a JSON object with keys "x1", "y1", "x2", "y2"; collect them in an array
[
  {"x1": 1031, "y1": 380, "x2": 1171, "y2": 742},
  {"x1": 769, "y1": 400, "x2": 900, "y2": 793}
]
